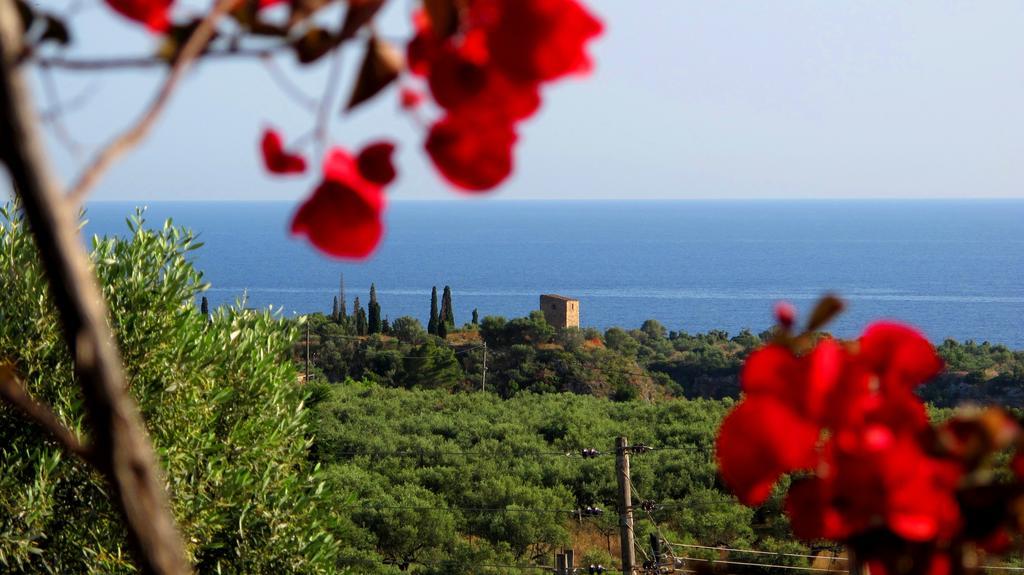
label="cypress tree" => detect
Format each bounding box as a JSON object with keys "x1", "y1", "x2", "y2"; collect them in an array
[
  {"x1": 428, "y1": 286, "x2": 439, "y2": 335},
  {"x1": 368, "y1": 283, "x2": 381, "y2": 334},
  {"x1": 472, "y1": 308, "x2": 479, "y2": 325},
  {"x1": 338, "y1": 273, "x2": 347, "y2": 319},
  {"x1": 382, "y1": 316, "x2": 391, "y2": 335},
  {"x1": 332, "y1": 296, "x2": 339, "y2": 321},
  {"x1": 200, "y1": 296, "x2": 209, "y2": 317},
  {"x1": 441, "y1": 285, "x2": 455, "y2": 328},
  {"x1": 437, "y1": 317, "x2": 448, "y2": 339},
  {"x1": 353, "y1": 296, "x2": 367, "y2": 336}
]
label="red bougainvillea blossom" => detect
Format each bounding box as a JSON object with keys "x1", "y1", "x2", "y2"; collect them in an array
[
  {"x1": 260, "y1": 128, "x2": 308, "y2": 175},
  {"x1": 104, "y1": 0, "x2": 173, "y2": 32},
  {"x1": 717, "y1": 319, "x2": 953, "y2": 543},
  {"x1": 290, "y1": 143, "x2": 394, "y2": 258},
  {"x1": 407, "y1": 0, "x2": 602, "y2": 192}
]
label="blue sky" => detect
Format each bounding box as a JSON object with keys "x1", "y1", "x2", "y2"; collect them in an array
[{"x1": 25, "y1": 1, "x2": 1024, "y2": 200}]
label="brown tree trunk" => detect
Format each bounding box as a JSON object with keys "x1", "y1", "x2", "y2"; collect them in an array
[{"x1": 0, "y1": 2, "x2": 190, "y2": 573}]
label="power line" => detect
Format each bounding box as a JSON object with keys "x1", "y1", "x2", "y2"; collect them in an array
[
  {"x1": 669, "y1": 542, "x2": 846, "y2": 562},
  {"x1": 676, "y1": 556, "x2": 846, "y2": 573},
  {"x1": 338, "y1": 504, "x2": 601, "y2": 516}
]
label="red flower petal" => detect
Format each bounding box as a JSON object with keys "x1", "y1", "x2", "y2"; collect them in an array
[
  {"x1": 291, "y1": 147, "x2": 386, "y2": 259},
  {"x1": 105, "y1": 0, "x2": 173, "y2": 32},
  {"x1": 785, "y1": 477, "x2": 850, "y2": 540},
  {"x1": 400, "y1": 87, "x2": 425, "y2": 110},
  {"x1": 485, "y1": 0, "x2": 603, "y2": 83},
  {"x1": 356, "y1": 141, "x2": 397, "y2": 186},
  {"x1": 716, "y1": 397, "x2": 820, "y2": 506},
  {"x1": 427, "y1": 42, "x2": 541, "y2": 122},
  {"x1": 858, "y1": 322, "x2": 943, "y2": 389},
  {"x1": 260, "y1": 128, "x2": 307, "y2": 175},
  {"x1": 425, "y1": 113, "x2": 516, "y2": 192}
]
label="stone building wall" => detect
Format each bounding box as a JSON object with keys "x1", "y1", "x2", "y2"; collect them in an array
[{"x1": 539, "y1": 294, "x2": 580, "y2": 328}]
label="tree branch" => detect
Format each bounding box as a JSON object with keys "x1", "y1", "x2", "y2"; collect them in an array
[
  {"x1": 65, "y1": 0, "x2": 247, "y2": 206},
  {"x1": 32, "y1": 46, "x2": 287, "y2": 71},
  {"x1": 0, "y1": 364, "x2": 94, "y2": 464},
  {"x1": 0, "y1": 1, "x2": 192, "y2": 573}
]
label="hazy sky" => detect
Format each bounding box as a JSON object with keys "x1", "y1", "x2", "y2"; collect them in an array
[{"x1": 25, "y1": 1, "x2": 1024, "y2": 200}]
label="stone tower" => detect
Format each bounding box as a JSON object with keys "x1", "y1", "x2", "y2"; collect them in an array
[{"x1": 540, "y1": 294, "x2": 580, "y2": 328}]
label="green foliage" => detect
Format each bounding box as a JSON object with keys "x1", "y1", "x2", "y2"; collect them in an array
[
  {"x1": 309, "y1": 383, "x2": 807, "y2": 572},
  {"x1": 0, "y1": 206, "x2": 337, "y2": 574},
  {"x1": 392, "y1": 316, "x2": 427, "y2": 345}
]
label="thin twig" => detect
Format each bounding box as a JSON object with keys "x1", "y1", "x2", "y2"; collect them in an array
[
  {"x1": 0, "y1": 365, "x2": 94, "y2": 464},
  {"x1": 261, "y1": 54, "x2": 318, "y2": 112},
  {"x1": 65, "y1": 0, "x2": 248, "y2": 206},
  {"x1": 36, "y1": 64, "x2": 83, "y2": 156},
  {"x1": 38, "y1": 79, "x2": 97, "y2": 122},
  {"x1": 33, "y1": 46, "x2": 288, "y2": 71},
  {"x1": 314, "y1": 44, "x2": 345, "y2": 161}
]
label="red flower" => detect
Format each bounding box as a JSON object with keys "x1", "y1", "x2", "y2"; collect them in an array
[
  {"x1": 484, "y1": 0, "x2": 603, "y2": 83},
  {"x1": 425, "y1": 113, "x2": 516, "y2": 192},
  {"x1": 105, "y1": 0, "x2": 173, "y2": 32},
  {"x1": 356, "y1": 141, "x2": 397, "y2": 186},
  {"x1": 715, "y1": 340, "x2": 842, "y2": 505},
  {"x1": 291, "y1": 145, "x2": 392, "y2": 259},
  {"x1": 260, "y1": 128, "x2": 307, "y2": 175},
  {"x1": 407, "y1": 0, "x2": 602, "y2": 192}
]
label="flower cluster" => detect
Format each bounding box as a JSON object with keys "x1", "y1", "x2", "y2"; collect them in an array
[
  {"x1": 406, "y1": 0, "x2": 602, "y2": 191},
  {"x1": 97, "y1": 0, "x2": 601, "y2": 258},
  {"x1": 262, "y1": 128, "x2": 394, "y2": 258},
  {"x1": 717, "y1": 320, "x2": 956, "y2": 540},
  {"x1": 717, "y1": 300, "x2": 1024, "y2": 574}
]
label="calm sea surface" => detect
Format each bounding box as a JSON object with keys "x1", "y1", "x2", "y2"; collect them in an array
[{"x1": 82, "y1": 200, "x2": 1024, "y2": 348}]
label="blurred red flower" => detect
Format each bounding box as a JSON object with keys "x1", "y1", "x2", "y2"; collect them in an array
[
  {"x1": 425, "y1": 113, "x2": 516, "y2": 192},
  {"x1": 105, "y1": 0, "x2": 173, "y2": 32},
  {"x1": 717, "y1": 320, "x2": 957, "y2": 544},
  {"x1": 260, "y1": 129, "x2": 307, "y2": 175},
  {"x1": 291, "y1": 144, "x2": 393, "y2": 259},
  {"x1": 409, "y1": 0, "x2": 601, "y2": 191}
]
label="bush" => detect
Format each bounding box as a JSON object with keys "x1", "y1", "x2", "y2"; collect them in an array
[{"x1": 0, "y1": 206, "x2": 337, "y2": 574}]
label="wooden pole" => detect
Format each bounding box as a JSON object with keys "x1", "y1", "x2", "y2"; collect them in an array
[
  {"x1": 481, "y1": 341, "x2": 487, "y2": 392},
  {"x1": 616, "y1": 437, "x2": 636, "y2": 575},
  {"x1": 556, "y1": 552, "x2": 567, "y2": 575}
]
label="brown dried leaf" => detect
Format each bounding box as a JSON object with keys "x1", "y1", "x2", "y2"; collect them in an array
[
  {"x1": 288, "y1": 0, "x2": 333, "y2": 26},
  {"x1": 345, "y1": 36, "x2": 402, "y2": 111},
  {"x1": 340, "y1": 0, "x2": 385, "y2": 41},
  {"x1": 805, "y1": 294, "x2": 844, "y2": 333},
  {"x1": 424, "y1": 0, "x2": 459, "y2": 38},
  {"x1": 41, "y1": 14, "x2": 71, "y2": 46},
  {"x1": 293, "y1": 27, "x2": 336, "y2": 65},
  {"x1": 15, "y1": 0, "x2": 33, "y2": 32}
]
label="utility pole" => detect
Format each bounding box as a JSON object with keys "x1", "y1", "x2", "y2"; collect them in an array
[
  {"x1": 305, "y1": 320, "x2": 310, "y2": 384},
  {"x1": 481, "y1": 341, "x2": 488, "y2": 392},
  {"x1": 616, "y1": 436, "x2": 636, "y2": 575}
]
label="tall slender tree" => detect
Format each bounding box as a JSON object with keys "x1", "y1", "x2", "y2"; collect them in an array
[
  {"x1": 200, "y1": 296, "x2": 209, "y2": 317},
  {"x1": 338, "y1": 273, "x2": 347, "y2": 319},
  {"x1": 438, "y1": 317, "x2": 448, "y2": 339},
  {"x1": 368, "y1": 283, "x2": 381, "y2": 335},
  {"x1": 428, "y1": 286, "x2": 439, "y2": 335},
  {"x1": 441, "y1": 285, "x2": 455, "y2": 328},
  {"x1": 332, "y1": 296, "x2": 339, "y2": 321},
  {"x1": 382, "y1": 316, "x2": 391, "y2": 336},
  {"x1": 353, "y1": 296, "x2": 367, "y2": 336},
  {"x1": 472, "y1": 308, "x2": 479, "y2": 326}
]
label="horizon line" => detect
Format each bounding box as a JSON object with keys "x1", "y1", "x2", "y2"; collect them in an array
[{"x1": 81, "y1": 196, "x2": 1024, "y2": 203}]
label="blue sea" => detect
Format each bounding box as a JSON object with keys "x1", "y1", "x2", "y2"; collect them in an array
[{"x1": 82, "y1": 200, "x2": 1024, "y2": 348}]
